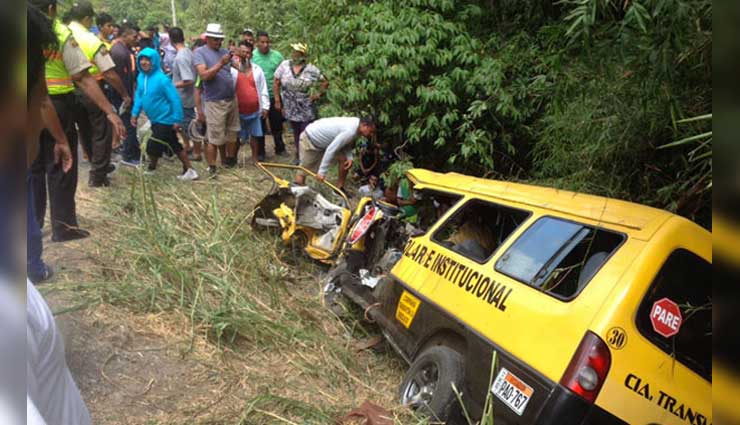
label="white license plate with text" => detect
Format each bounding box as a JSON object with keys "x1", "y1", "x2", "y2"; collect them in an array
[{"x1": 491, "y1": 368, "x2": 534, "y2": 416}]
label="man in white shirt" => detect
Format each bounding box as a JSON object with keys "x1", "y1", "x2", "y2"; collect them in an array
[
  {"x1": 232, "y1": 41, "x2": 269, "y2": 163},
  {"x1": 27, "y1": 280, "x2": 92, "y2": 425},
  {"x1": 295, "y1": 115, "x2": 376, "y2": 191}
]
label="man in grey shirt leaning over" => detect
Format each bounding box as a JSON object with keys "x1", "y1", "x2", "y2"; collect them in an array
[{"x1": 295, "y1": 115, "x2": 376, "y2": 191}]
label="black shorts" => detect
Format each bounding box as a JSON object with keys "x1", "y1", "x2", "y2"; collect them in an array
[{"x1": 147, "y1": 123, "x2": 183, "y2": 158}]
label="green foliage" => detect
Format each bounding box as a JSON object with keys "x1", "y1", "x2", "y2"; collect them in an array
[
  {"x1": 302, "y1": 1, "x2": 556, "y2": 178},
  {"x1": 93, "y1": 0, "x2": 172, "y2": 28},
  {"x1": 101, "y1": 0, "x2": 711, "y2": 225},
  {"x1": 381, "y1": 158, "x2": 415, "y2": 187}
]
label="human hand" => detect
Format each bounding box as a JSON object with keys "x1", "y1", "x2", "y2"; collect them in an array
[
  {"x1": 274, "y1": 101, "x2": 282, "y2": 114},
  {"x1": 53, "y1": 140, "x2": 73, "y2": 173},
  {"x1": 343, "y1": 158, "x2": 354, "y2": 171},
  {"x1": 173, "y1": 123, "x2": 182, "y2": 132},
  {"x1": 316, "y1": 174, "x2": 325, "y2": 182},
  {"x1": 107, "y1": 112, "x2": 126, "y2": 145},
  {"x1": 121, "y1": 96, "x2": 132, "y2": 112},
  {"x1": 130, "y1": 115, "x2": 138, "y2": 128},
  {"x1": 220, "y1": 53, "x2": 231, "y2": 66},
  {"x1": 196, "y1": 110, "x2": 205, "y2": 123},
  {"x1": 261, "y1": 109, "x2": 269, "y2": 119}
]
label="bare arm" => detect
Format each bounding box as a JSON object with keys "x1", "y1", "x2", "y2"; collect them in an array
[
  {"x1": 195, "y1": 54, "x2": 230, "y2": 81},
  {"x1": 72, "y1": 70, "x2": 126, "y2": 143},
  {"x1": 73, "y1": 69, "x2": 114, "y2": 114},
  {"x1": 102, "y1": 68, "x2": 131, "y2": 103},
  {"x1": 194, "y1": 85, "x2": 205, "y2": 122},
  {"x1": 175, "y1": 80, "x2": 194, "y2": 89},
  {"x1": 368, "y1": 147, "x2": 379, "y2": 170},
  {"x1": 273, "y1": 78, "x2": 282, "y2": 112},
  {"x1": 310, "y1": 79, "x2": 329, "y2": 102},
  {"x1": 359, "y1": 149, "x2": 370, "y2": 173}
]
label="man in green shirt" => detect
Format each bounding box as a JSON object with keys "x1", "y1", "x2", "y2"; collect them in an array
[{"x1": 252, "y1": 31, "x2": 286, "y2": 161}]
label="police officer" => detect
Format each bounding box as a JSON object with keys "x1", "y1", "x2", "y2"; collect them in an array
[
  {"x1": 30, "y1": 0, "x2": 125, "y2": 242},
  {"x1": 68, "y1": 1, "x2": 131, "y2": 187}
]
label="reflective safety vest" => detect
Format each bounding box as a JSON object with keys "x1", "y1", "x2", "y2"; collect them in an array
[
  {"x1": 69, "y1": 21, "x2": 106, "y2": 80},
  {"x1": 45, "y1": 19, "x2": 75, "y2": 95}
]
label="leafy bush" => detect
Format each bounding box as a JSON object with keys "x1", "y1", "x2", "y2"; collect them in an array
[{"x1": 93, "y1": 0, "x2": 711, "y2": 224}]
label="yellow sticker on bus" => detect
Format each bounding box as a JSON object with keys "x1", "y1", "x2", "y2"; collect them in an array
[{"x1": 396, "y1": 290, "x2": 421, "y2": 328}]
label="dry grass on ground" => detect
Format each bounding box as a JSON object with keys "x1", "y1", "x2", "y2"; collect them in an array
[{"x1": 44, "y1": 150, "x2": 432, "y2": 425}]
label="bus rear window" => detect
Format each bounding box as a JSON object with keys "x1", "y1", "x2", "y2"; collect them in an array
[
  {"x1": 636, "y1": 249, "x2": 712, "y2": 381},
  {"x1": 495, "y1": 217, "x2": 624, "y2": 300}
]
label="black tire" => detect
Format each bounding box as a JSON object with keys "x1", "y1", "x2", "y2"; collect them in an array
[{"x1": 399, "y1": 345, "x2": 465, "y2": 423}]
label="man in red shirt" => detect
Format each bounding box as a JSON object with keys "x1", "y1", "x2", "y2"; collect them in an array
[{"x1": 233, "y1": 41, "x2": 269, "y2": 163}]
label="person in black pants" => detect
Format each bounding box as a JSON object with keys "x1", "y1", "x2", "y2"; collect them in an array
[
  {"x1": 252, "y1": 31, "x2": 286, "y2": 160},
  {"x1": 254, "y1": 104, "x2": 286, "y2": 161},
  {"x1": 30, "y1": 0, "x2": 126, "y2": 242},
  {"x1": 110, "y1": 23, "x2": 141, "y2": 166},
  {"x1": 30, "y1": 93, "x2": 86, "y2": 241}
]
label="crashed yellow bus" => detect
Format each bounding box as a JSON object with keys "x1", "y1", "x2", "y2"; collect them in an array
[{"x1": 253, "y1": 165, "x2": 712, "y2": 425}]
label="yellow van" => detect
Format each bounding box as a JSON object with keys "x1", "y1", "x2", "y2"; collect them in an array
[{"x1": 360, "y1": 169, "x2": 711, "y2": 424}]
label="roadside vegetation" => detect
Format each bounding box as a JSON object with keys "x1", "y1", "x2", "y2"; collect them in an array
[
  {"x1": 64, "y1": 0, "x2": 711, "y2": 421},
  {"x1": 87, "y1": 166, "x2": 430, "y2": 423},
  {"x1": 89, "y1": 0, "x2": 711, "y2": 226}
]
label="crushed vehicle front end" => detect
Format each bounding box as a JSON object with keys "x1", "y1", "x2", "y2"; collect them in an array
[{"x1": 251, "y1": 162, "x2": 351, "y2": 264}]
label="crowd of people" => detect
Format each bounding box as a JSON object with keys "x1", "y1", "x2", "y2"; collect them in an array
[
  {"x1": 24, "y1": 0, "x2": 414, "y2": 421},
  {"x1": 26, "y1": 0, "x2": 401, "y2": 285}
]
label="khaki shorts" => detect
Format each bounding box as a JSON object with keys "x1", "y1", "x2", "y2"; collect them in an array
[
  {"x1": 297, "y1": 132, "x2": 324, "y2": 176},
  {"x1": 204, "y1": 99, "x2": 240, "y2": 146}
]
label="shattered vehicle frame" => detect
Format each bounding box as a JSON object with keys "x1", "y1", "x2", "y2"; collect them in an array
[{"x1": 251, "y1": 162, "x2": 353, "y2": 264}]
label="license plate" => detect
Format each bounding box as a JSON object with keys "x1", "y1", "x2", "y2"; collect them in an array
[
  {"x1": 348, "y1": 206, "x2": 378, "y2": 244},
  {"x1": 491, "y1": 368, "x2": 534, "y2": 416},
  {"x1": 395, "y1": 290, "x2": 421, "y2": 328}
]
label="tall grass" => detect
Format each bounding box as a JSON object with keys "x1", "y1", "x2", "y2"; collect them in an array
[{"x1": 90, "y1": 166, "x2": 426, "y2": 423}]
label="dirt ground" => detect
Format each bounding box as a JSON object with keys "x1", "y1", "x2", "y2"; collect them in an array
[{"x1": 41, "y1": 140, "x2": 409, "y2": 424}]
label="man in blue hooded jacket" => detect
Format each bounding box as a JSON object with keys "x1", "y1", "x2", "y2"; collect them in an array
[{"x1": 131, "y1": 48, "x2": 198, "y2": 180}]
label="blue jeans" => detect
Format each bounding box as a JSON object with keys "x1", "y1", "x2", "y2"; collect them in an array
[
  {"x1": 27, "y1": 173, "x2": 46, "y2": 281},
  {"x1": 182, "y1": 107, "x2": 196, "y2": 140},
  {"x1": 239, "y1": 111, "x2": 263, "y2": 142},
  {"x1": 113, "y1": 97, "x2": 140, "y2": 161}
]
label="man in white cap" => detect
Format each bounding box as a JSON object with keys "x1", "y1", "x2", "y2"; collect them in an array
[{"x1": 193, "y1": 23, "x2": 239, "y2": 176}]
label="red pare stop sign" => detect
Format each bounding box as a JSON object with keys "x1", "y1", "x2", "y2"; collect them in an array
[{"x1": 650, "y1": 298, "x2": 683, "y2": 338}]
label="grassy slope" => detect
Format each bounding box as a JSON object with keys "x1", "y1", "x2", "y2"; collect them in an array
[{"x1": 69, "y1": 157, "x2": 431, "y2": 424}]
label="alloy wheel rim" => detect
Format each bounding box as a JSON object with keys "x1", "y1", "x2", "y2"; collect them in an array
[{"x1": 402, "y1": 362, "x2": 439, "y2": 408}]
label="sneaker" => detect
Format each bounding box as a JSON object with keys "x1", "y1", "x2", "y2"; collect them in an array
[
  {"x1": 88, "y1": 177, "x2": 111, "y2": 187},
  {"x1": 30, "y1": 264, "x2": 55, "y2": 284},
  {"x1": 292, "y1": 158, "x2": 300, "y2": 166},
  {"x1": 121, "y1": 159, "x2": 141, "y2": 168},
  {"x1": 207, "y1": 166, "x2": 218, "y2": 178},
  {"x1": 177, "y1": 168, "x2": 199, "y2": 181},
  {"x1": 52, "y1": 228, "x2": 90, "y2": 242}
]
